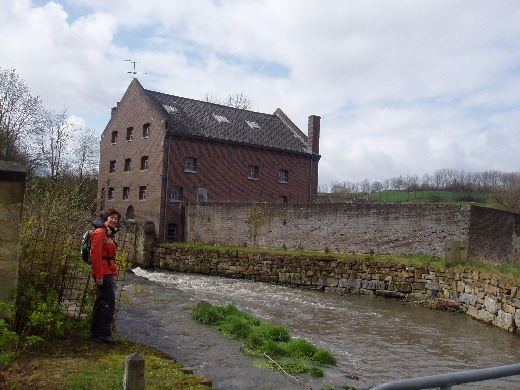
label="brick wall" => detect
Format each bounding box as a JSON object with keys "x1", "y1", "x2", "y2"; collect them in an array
[
  {"x1": 98, "y1": 80, "x2": 320, "y2": 240},
  {"x1": 185, "y1": 203, "x2": 520, "y2": 263}
]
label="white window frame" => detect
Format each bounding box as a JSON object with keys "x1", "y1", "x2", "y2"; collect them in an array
[
  {"x1": 184, "y1": 157, "x2": 197, "y2": 173},
  {"x1": 141, "y1": 156, "x2": 149, "y2": 170},
  {"x1": 278, "y1": 169, "x2": 288, "y2": 183},
  {"x1": 248, "y1": 165, "x2": 259, "y2": 180},
  {"x1": 170, "y1": 186, "x2": 183, "y2": 202},
  {"x1": 143, "y1": 123, "x2": 150, "y2": 138},
  {"x1": 139, "y1": 186, "x2": 147, "y2": 200}
]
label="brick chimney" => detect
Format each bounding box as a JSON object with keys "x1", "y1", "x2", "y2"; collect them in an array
[{"x1": 307, "y1": 115, "x2": 321, "y2": 154}]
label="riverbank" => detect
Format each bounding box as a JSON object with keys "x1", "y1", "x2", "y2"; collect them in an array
[{"x1": 0, "y1": 332, "x2": 214, "y2": 389}]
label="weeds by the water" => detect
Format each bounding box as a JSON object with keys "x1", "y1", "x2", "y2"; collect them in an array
[{"x1": 188, "y1": 301, "x2": 336, "y2": 377}]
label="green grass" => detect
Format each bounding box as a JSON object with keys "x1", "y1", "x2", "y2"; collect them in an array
[
  {"x1": 188, "y1": 302, "x2": 336, "y2": 377},
  {"x1": 1, "y1": 330, "x2": 213, "y2": 390},
  {"x1": 365, "y1": 190, "x2": 489, "y2": 206}
]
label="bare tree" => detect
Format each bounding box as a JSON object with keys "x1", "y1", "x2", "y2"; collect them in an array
[
  {"x1": 71, "y1": 127, "x2": 99, "y2": 181},
  {"x1": 35, "y1": 109, "x2": 79, "y2": 180},
  {"x1": 0, "y1": 68, "x2": 44, "y2": 164},
  {"x1": 202, "y1": 92, "x2": 253, "y2": 110}
]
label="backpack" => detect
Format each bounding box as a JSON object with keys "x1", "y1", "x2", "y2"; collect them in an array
[{"x1": 81, "y1": 219, "x2": 106, "y2": 265}]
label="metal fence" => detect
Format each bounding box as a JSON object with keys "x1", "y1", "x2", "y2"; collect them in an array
[{"x1": 370, "y1": 362, "x2": 520, "y2": 390}]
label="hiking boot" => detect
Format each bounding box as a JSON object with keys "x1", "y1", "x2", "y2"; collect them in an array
[{"x1": 99, "y1": 335, "x2": 119, "y2": 344}]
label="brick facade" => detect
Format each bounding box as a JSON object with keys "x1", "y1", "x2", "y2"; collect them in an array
[{"x1": 98, "y1": 79, "x2": 320, "y2": 241}]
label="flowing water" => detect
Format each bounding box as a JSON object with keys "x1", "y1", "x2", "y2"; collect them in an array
[{"x1": 116, "y1": 268, "x2": 520, "y2": 390}]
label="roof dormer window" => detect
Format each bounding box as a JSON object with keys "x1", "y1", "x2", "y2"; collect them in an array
[
  {"x1": 213, "y1": 114, "x2": 230, "y2": 123},
  {"x1": 163, "y1": 104, "x2": 178, "y2": 114},
  {"x1": 246, "y1": 120, "x2": 260, "y2": 129}
]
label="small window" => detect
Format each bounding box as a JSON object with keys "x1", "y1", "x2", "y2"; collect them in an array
[
  {"x1": 167, "y1": 223, "x2": 177, "y2": 242},
  {"x1": 139, "y1": 186, "x2": 147, "y2": 200},
  {"x1": 143, "y1": 123, "x2": 150, "y2": 138},
  {"x1": 108, "y1": 187, "x2": 115, "y2": 200},
  {"x1": 184, "y1": 157, "x2": 197, "y2": 173},
  {"x1": 109, "y1": 160, "x2": 116, "y2": 173},
  {"x1": 141, "y1": 156, "x2": 149, "y2": 170},
  {"x1": 248, "y1": 165, "x2": 259, "y2": 180},
  {"x1": 126, "y1": 127, "x2": 133, "y2": 141},
  {"x1": 197, "y1": 188, "x2": 208, "y2": 202},
  {"x1": 126, "y1": 205, "x2": 135, "y2": 220},
  {"x1": 124, "y1": 158, "x2": 131, "y2": 172},
  {"x1": 111, "y1": 131, "x2": 118, "y2": 144},
  {"x1": 163, "y1": 104, "x2": 178, "y2": 114},
  {"x1": 246, "y1": 120, "x2": 260, "y2": 129},
  {"x1": 123, "y1": 187, "x2": 130, "y2": 200},
  {"x1": 170, "y1": 186, "x2": 183, "y2": 202},
  {"x1": 277, "y1": 196, "x2": 287, "y2": 203},
  {"x1": 278, "y1": 169, "x2": 288, "y2": 183},
  {"x1": 213, "y1": 114, "x2": 230, "y2": 123}
]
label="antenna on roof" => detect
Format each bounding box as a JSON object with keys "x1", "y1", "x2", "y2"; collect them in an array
[{"x1": 122, "y1": 59, "x2": 147, "y2": 78}]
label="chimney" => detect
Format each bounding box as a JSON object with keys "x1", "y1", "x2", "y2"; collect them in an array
[{"x1": 307, "y1": 115, "x2": 321, "y2": 154}]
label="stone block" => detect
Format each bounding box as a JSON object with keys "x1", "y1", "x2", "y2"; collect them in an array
[
  {"x1": 493, "y1": 310, "x2": 515, "y2": 333},
  {"x1": 484, "y1": 296, "x2": 499, "y2": 315},
  {"x1": 466, "y1": 306, "x2": 479, "y2": 318},
  {"x1": 458, "y1": 293, "x2": 477, "y2": 306},
  {"x1": 362, "y1": 280, "x2": 385, "y2": 290},
  {"x1": 477, "y1": 309, "x2": 494, "y2": 324},
  {"x1": 503, "y1": 304, "x2": 516, "y2": 314}
]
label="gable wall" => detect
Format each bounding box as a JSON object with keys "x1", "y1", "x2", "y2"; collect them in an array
[{"x1": 98, "y1": 81, "x2": 167, "y2": 229}]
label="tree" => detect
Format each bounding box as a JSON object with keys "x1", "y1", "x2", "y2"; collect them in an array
[
  {"x1": 35, "y1": 109, "x2": 79, "y2": 180},
  {"x1": 202, "y1": 92, "x2": 253, "y2": 110},
  {"x1": 0, "y1": 68, "x2": 44, "y2": 164},
  {"x1": 70, "y1": 127, "x2": 99, "y2": 181},
  {"x1": 488, "y1": 187, "x2": 520, "y2": 213}
]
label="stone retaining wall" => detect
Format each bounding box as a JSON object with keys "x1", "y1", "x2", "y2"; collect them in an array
[{"x1": 152, "y1": 245, "x2": 520, "y2": 334}]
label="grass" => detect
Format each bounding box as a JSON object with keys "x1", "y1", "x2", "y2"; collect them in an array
[
  {"x1": 188, "y1": 302, "x2": 336, "y2": 377},
  {"x1": 364, "y1": 189, "x2": 489, "y2": 206},
  {"x1": 0, "y1": 330, "x2": 214, "y2": 390}
]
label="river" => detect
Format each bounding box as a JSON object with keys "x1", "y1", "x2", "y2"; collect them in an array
[{"x1": 116, "y1": 268, "x2": 520, "y2": 390}]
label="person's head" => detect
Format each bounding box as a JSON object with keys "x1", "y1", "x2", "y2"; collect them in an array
[{"x1": 100, "y1": 208, "x2": 121, "y2": 227}]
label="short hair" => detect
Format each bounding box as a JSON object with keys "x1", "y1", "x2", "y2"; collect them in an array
[{"x1": 100, "y1": 208, "x2": 121, "y2": 222}]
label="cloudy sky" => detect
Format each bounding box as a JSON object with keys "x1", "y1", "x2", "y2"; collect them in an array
[{"x1": 1, "y1": 0, "x2": 519, "y2": 187}]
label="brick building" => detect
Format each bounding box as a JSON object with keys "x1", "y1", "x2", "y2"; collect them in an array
[{"x1": 98, "y1": 79, "x2": 321, "y2": 241}]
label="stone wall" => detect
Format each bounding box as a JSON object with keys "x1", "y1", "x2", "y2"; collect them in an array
[
  {"x1": 185, "y1": 203, "x2": 520, "y2": 263},
  {"x1": 118, "y1": 220, "x2": 157, "y2": 268},
  {"x1": 151, "y1": 245, "x2": 520, "y2": 334},
  {"x1": 0, "y1": 161, "x2": 26, "y2": 315}
]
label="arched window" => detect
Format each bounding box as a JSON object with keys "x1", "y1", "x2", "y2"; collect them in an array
[{"x1": 126, "y1": 205, "x2": 135, "y2": 220}]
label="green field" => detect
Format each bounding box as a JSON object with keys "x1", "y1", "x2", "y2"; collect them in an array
[{"x1": 364, "y1": 190, "x2": 488, "y2": 205}]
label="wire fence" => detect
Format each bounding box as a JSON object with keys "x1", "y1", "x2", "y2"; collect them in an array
[{"x1": 17, "y1": 223, "x2": 134, "y2": 322}]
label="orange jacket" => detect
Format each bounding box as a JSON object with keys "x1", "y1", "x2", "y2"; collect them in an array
[{"x1": 90, "y1": 225, "x2": 118, "y2": 279}]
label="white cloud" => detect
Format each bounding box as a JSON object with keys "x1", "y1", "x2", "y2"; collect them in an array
[{"x1": 1, "y1": 0, "x2": 519, "y2": 186}]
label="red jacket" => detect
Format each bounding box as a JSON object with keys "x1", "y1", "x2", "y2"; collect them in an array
[{"x1": 90, "y1": 225, "x2": 118, "y2": 279}]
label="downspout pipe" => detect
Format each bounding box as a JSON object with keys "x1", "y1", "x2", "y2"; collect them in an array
[{"x1": 163, "y1": 135, "x2": 172, "y2": 242}]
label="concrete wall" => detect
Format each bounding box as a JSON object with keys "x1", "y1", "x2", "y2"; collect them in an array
[
  {"x1": 0, "y1": 161, "x2": 26, "y2": 314},
  {"x1": 184, "y1": 203, "x2": 520, "y2": 263},
  {"x1": 152, "y1": 245, "x2": 520, "y2": 335}
]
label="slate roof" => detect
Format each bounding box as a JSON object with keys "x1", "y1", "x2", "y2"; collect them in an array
[{"x1": 144, "y1": 89, "x2": 310, "y2": 154}]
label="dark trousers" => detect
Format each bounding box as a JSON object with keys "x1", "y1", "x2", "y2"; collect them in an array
[{"x1": 90, "y1": 274, "x2": 115, "y2": 337}]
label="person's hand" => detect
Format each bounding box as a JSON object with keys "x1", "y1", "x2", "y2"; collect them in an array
[{"x1": 96, "y1": 278, "x2": 103, "y2": 286}]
